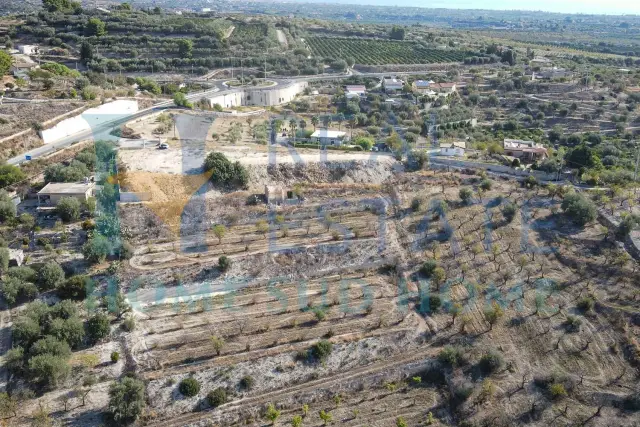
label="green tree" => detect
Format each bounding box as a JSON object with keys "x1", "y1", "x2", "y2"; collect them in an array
[
  {"x1": 210, "y1": 336, "x2": 225, "y2": 355},
  {"x1": 354, "y1": 136, "x2": 374, "y2": 151},
  {"x1": 108, "y1": 377, "x2": 146, "y2": 425},
  {"x1": 177, "y1": 39, "x2": 193, "y2": 58},
  {"x1": 561, "y1": 192, "x2": 596, "y2": 226},
  {"x1": 174, "y1": 92, "x2": 193, "y2": 108},
  {"x1": 28, "y1": 354, "x2": 70, "y2": 388},
  {"x1": 291, "y1": 415, "x2": 303, "y2": 427},
  {"x1": 207, "y1": 388, "x2": 227, "y2": 407},
  {"x1": 218, "y1": 255, "x2": 231, "y2": 272},
  {"x1": 179, "y1": 377, "x2": 200, "y2": 397},
  {"x1": 37, "y1": 262, "x2": 65, "y2": 291},
  {"x1": 82, "y1": 234, "x2": 111, "y2": 264},
  {"x1": 0, "y1": 200, "x2": 15, "y2": 222},
  {"x1": 80, "y1": 41, "x2": 94, "y2": 64},
  {"x1": 85, "y1": 18, "x2": 106, "y2": 37},
  {"x1": 212, "y1": 224, "x2": 226, "y2": 244},
  {"x1": 0, "y1": 50, "x2": 13, "y2": 76},
  {"x1": 0, "y1": 164, "x2": 26, "y2": 187},
  {"x1": 56, "y1": 197, "x2": 81, "y2": 223},
  {"x1": 56, "y1": 275, "x2": 90, "y2": 300},
  {"x1": 311, "y1": 116, "x2": 319, "y2": 131},
  {"x1": 389, "y1": 25, "x2": 406, "y2": 40},
  {"x1": 86, "y1": 313, "x2": 110, "y2": 343},
  {"x1": 203, "y1": 152, "x2": 249, "y2": 188}
]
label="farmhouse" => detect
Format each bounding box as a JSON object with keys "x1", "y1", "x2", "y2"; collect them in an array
[
  {"x1": 533, "y1": 67, "x2": 571, "y2": 80},
  {"x1": 311, "y1": 130, "x2": 348, "y2": 146},
  {"x1": 503, "y1": 138, "x2": 548, "y2": 161},
  {"x1": 17, "y1": 45, "x2": 39, "y2": 55},
  {"x1": 439, "y1": 141, "x2": 466, "y2": 157},
  {"x1": 430, "y1": 82, "x2": 458, "y2": 94},
  {"x1": 383, "y1": 77, "x2": 404, "y2": 92},
  {"x1": 412, "y1": 80, "x2": 435, "y2": 94},
  {"x1": 37, "y1": 181, "x2": 95, "y2": 206},
  {"x1": 345, "y1": 85, "x2": 366, "y2": 97}
]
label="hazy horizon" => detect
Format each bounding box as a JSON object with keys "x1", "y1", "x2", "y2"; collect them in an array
[{"x1": 282, "y1": 0, "x2": 640, "y2": 16}]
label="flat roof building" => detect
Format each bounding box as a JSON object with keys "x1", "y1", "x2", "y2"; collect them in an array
[
  {"x1": 37, "y1": 181, "x2": 95, "y2": 206},
  {"x1": 311, "y1": 130, "x2": 348, "y2": 146}
]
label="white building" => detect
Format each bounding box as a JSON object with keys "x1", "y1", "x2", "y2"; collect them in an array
[
  {"x1": 345, "y1": 85, "x2": 366, "y2": 97},
  {"x1": 504, "y1": 139, "x2": 548, "y2": 161},
  {"x1": 439, "y1": 142, "x2": 465, "y2": 157},
  {"x1": 208, "y1": 81, "x2": 307, "y2": 109},
  {"x1": 533, "y1": 67, "x2": 571, "y2": 81},
  {"x1": 17, "y1": 45, "x2": 39, "y2": 55},
  {"x1": 311, "y1": 130, "x2": 348, "y2": 146}
]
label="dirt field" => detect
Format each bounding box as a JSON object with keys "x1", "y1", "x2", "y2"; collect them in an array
[{"x1": 10, "y1": 167, "x2": 640, "y2": 427}]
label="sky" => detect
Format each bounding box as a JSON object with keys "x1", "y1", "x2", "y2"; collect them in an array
[{"x1": 292, "y1": 0, "x2": 640, "y2": 16}]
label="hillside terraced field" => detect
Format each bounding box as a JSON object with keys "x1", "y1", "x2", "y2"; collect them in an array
[{"x1": 306, "y1": 37, "x2": 470, "y2": 64}]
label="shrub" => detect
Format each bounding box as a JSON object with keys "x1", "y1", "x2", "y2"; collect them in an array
[
  {"x1": 122, "y1": 317, "x2": 136, "y2": 332},
  {"x1": 108, "y1": 377, "x2": 145, "y2": 425},
  {"x1": 82, "y1": 235, "x2": 111, "y2": 264},
  {"x1": 420, "y1": 260, "x2": 438, "y2": 277},
  {"x1": 549, "y1": 383, "x2": 567, "y2": 400},
  {"x1": 240, "y1": 375, "x2": 255, "y2": 390},
  {"x1": 480, "y1": 179, "x2": 492, "y2": 191},
  {"x1": 428, "y1": 294, "x2": 442, "y2": 313},
  {"x1": 310, "y1": 340, "x2": 333, "y2": 362},
  {"x1": 7, "y1": 266, "x2": 37, "y2": 282},
  {"x1": 0, "y1": 248, "x2": 8, "y2": 273},
  {"x1": 438, "y1": 346, "x2": 464, "y2": 367},
  {"x1": 218, "y1": 255, "x2": 231, "y2": 272},
  {"x1": 81, "y1": 219, "x2": 95, "y2": 231},
  {"x1": 86, "y1": 313, "x2": 110, "y2": 343},
  {"x1": 502, "y1": 203, "x2": 517, "y2": 223},
  {"x1": 179, "y1": 377, "x2": 201, "y2": 397},
  {"x1": 111, "y1": 352, "x2": 120, "y2": 363},
  {"x1": 577, "y1": 297, "x2": 594, "y2": 313},
  {"x1": 119, "y1": 241, "x2": 134, "y2": 260},
  {"x1": 37, "y1": 262, "x2": 65, "y2": 290},
  {"x1": 479, "y1": 350, "x2": 504, "y2": 374},
  {"x1": 56, "y1": 275, "x2": 90, "y2": 300},
  {"x1": 564, "y1": 315, "x2": 582, "y2": 333},
  {"x1": 56, "y1": 197, "x2": 82, "y2": 223},
  {"x1": 459, "y1": 187, "x2": 473, "y2": 204},
  {"x1": 207, "y1": 387, "x2": 227, "y2": 407}
]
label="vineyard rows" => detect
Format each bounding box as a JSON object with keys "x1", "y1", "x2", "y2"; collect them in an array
[{"x1": 306, "y1": 37, "x2": 469, "y2": 64}]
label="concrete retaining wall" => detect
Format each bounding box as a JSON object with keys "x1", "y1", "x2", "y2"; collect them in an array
[{"x1": 40, "y1": 100, "x2": 138, "y2": 144}]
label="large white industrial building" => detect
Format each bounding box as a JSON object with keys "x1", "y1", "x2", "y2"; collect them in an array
[{"x1": 208, "y1": 81, "x2": 308, "y2": 109}]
